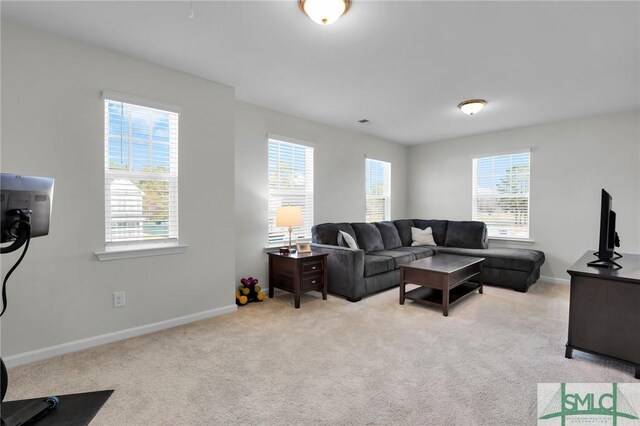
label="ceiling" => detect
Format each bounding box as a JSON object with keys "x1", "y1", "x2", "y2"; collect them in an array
[{"x1": 2, "y1": 1, "x2": 639, "y2": 145}]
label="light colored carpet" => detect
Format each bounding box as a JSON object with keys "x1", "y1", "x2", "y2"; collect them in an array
[{"x1": 4, "y1": 281, "x2": 635, "y2": 425}]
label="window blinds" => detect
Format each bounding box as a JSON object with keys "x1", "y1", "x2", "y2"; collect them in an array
[
  {"x1": 365, "y1": 158, "x2": 391, "y2": 222},
  {"x1": 104, "y1": 99, "x2": 179, "y2": 246},
  {"x1": 472, "y1": 151, "x2": 530, "y2": 239},
  {"x1": 268, "y1": 138, "x2": 314, "y2": 244}
]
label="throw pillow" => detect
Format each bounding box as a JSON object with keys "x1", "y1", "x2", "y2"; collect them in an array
[
  {"x1": 444, "y1": 221, "x2": 487, "y2": 249},
  {"x1": 351, "y1": 222, "x2": 385, "y2": 253},
  {"x1": 411, "y1": 227, "x2": 436, "y2": 246},
  {"x1": 374, "y1": 221, "x2": 402, "y2": 250},
  {"x1": 339, "y1": 230, "x2": 359, "y2": 249},
  {"x1": 337, "y1": 232, "x2": 348, "y2": 247}
]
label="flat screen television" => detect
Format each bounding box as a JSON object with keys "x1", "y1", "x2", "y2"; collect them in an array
[
  {"x1": 0, "y1": 174, "x2": 58, "y2": 416},
  {"x1": 588, "y1": 189, "x2": 622, "y2": 269},
  {"x1": 1, "y1": 173, "x2": 54, "y2": 245}
]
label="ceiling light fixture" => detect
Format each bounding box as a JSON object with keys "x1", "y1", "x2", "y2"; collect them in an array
[
  {"x1": 299, "y1": 0, "x2": 351, "y2": 25},
  {"x1": 458, "y1": 99, "x2": 487, "y2": 116}
]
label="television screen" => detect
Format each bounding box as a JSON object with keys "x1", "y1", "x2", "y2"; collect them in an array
[
  {"x1": 597, "y1": 189, "x2": 614, "y2": 259},
  {"x1": 0, "y1": 173, "x2": 54, "y2": 243},
  {"x1": 589, "y1": 188, "x2": 622, "y2": 269}
]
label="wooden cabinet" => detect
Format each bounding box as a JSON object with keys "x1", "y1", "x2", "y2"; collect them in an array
[
  {"x1": 267, "y1": 251, "x2": 328, "y2": 309},
  {"x1": 566, "y1": 251, "x2": 640, "y2": 379}
]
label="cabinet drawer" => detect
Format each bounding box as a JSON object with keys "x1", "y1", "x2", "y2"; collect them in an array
[
  {"x1": 302, "y1": 260, "x2": 323, "y2": 274},
  {"x1": 302, "y1": 274, "x2": 323, "y2": 289}
]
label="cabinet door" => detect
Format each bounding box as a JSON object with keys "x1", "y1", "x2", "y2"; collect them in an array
[{"x1": 569, "y1": 276, "x2": 640, "y2": 363}]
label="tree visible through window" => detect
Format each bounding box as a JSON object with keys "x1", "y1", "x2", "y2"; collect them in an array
[
  {"x1": 104, "y1": 98, "x2": 179, "y2": 245},
  {"x1": 268, "y1": 138, "x2": 314, "y2": 244},
  {"x1": 365, "y1": 158, "x2": 391, "y2": 222},
  {"x1": 473, "y1": 151, "x2": 530, "y2": 239}
]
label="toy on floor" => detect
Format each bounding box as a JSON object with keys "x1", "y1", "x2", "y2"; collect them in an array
[{"x1": 236, "y1": 277, "x2": 265, "y2": 305}]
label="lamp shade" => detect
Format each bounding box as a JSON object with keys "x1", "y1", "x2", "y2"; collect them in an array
[{"x1": 276, "y1": 206, "x2": 303, "y2": 227}]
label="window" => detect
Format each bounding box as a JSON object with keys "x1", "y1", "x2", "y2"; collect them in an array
[
  {"x1": 104, "y1": 96, "x2": 179, "y2": 247},
  {"x1": 472, "y1": 151, "x2": 530, "y2": 239},
  {"x1": 365, "y1": 158, "x2": 391, "y2": 222},
  {"x1": 268, "y1": 138, "x2": 314, "y2": 244}
]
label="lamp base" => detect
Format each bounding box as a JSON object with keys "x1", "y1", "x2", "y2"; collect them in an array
[{"x1": 279, "y1": 247, "x2": 290, "y2": 255}]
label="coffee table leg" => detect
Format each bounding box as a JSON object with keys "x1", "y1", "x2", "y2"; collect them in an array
[
  {"x1": 399, "y1": 267, "x2": 405, "y2": 305},
  {"x1": 479, "y1": 263, "x2": 484, "y2": 294},
  {"x1": 443, "y1": 284, "x2": 449, "y2": 317}
]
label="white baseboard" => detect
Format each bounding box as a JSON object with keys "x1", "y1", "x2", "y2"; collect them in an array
[
  {"x1": 540, "y1": 275, "x2": 571, "y2": 285},
  {"x1": 3, "y1": 304, "x2": 237, "y2": 368}
]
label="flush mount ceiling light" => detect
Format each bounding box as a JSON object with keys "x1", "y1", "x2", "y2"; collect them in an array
[
  {"x1": 299, "y1": 0, "x2": 351, "y2": 25},
  {"x1": 458, "y1": 99, "x2": 487, "y2": 116}
]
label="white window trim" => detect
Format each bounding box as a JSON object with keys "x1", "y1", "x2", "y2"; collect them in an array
[
  {"x1": 101, "y1": 92, "x2": 182, "y2": 257},
  {"x1": 267, "y1": 137, "x2": 315, "y2": 245},
  {"x1": 95, "y1": 242, "x2": 188, "y2": 261},
  {"x1": 472, "y1": 149, "x2": 531, "y2": 241},
  {"x1": 267, "y1": 133, "x2": 316, "y2": 148},
  {"x1": 365, "y1": 156, "x2": 391, "y2": 222},
  {"x1": 471, "y1": 147, "x2": 531, "y2": 160},
  {"x1": 102, "y1": 90, "x2": 181, "y2": 113},
  {"x1": 488, "y1": 237, "x2": 535, "y2": 244}
]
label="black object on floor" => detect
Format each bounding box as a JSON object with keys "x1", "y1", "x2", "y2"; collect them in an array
[{"x1": 1, "y1": 390, "x2": 113, "y2": 425}]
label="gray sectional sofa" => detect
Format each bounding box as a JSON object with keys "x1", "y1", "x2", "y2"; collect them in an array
[{"x1": 311, "y1": 219, "x2": 545, "y2": 302}]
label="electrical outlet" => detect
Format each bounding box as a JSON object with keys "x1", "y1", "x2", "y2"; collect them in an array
[{"x1": 113, "y1": 291, "x2": 126, "y2": 308}]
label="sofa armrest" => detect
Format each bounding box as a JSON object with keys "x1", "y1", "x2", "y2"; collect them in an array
[{"x1": 311, "y1": 243, "x2": 366, "y2": 300}]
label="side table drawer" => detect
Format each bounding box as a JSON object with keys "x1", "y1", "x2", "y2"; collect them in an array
[
  {"x1": 302, "y1": 260, "x2": 323, "y2": 274},
  {"x1": 302, "y1": 273, "x2": 323, "y2": 290}
]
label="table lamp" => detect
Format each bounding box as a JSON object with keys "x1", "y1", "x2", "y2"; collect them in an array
[{"x1": 276, "y1": 206, "x2": 302, "y2": 254}]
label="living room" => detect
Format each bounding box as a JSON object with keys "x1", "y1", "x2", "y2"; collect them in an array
[{"x1": 1, "y1": 1, "x2": 639, "y2": 424}]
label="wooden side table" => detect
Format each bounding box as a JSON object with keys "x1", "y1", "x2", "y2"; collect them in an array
[{"x1": 267, "y1": 251, "x2": 328, "y2": 308}]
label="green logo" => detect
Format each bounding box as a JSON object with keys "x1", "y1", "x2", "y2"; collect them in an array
[{"x1": 539, "y1": 383, "x2": 638, "y2": 425}]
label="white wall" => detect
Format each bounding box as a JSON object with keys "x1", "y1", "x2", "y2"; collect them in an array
[
  {"x1": 1, "y1": 21, "x2": 236, "y2": 357},
  {"x1": 3, "y1": 19, "x2": 637, "y2": 362},
  {"x1": 235, "y1": 101, "x2": 408, "y2": 285},
  {"x1": 408, "y1": 111, "x2": 640, "y2": 280}
]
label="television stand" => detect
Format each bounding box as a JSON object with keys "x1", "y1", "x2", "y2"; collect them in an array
[
  {"x1": 587, "y1": 251, "x2": 622, "y2": 269},
  {"x1": 567, "y1": 251, "x2": 640, "y2": 379}
]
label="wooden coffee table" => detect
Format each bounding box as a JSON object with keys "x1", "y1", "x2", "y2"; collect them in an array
[{"x1": 399, "y1": 254, "x2": 484, "y2": 316}]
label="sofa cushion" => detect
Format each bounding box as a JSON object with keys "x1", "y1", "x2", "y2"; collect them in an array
[
  {"x1": 351, "y1": 223, "x2": 385, "y2": 253},
  {"x1": 363, "y1": 255, "x2": 395, "y2": 277},
  {"x1": 312, "y1": 223, "x2": 357, "y2": 246},
  {"x1": 413, "y1": 219, "x2": 449, "y2": 246},
  {"x1": 392, "y1": 219, "x2": 415, "y2": 247},
  {"x1": 389, "y1": 246, "x2": 434, "y2": 260},
  {"x1": 434, "y1": 247, "x2": 545, "y2": 273},
  {"x1": 365, "y1": 270, "x2": 401, "y2": 294},
  {"x1": 369, "y1": 250, "x2": 415, "y2": 269},
  {"x1": 337, "y1": 230, "x2": 359, "y2": 249},
  {"x1": 375, "y1": 221, "x2": 402, "y2": 250},
  {"x1": 411, "y1": 227, "x2": 436, "y2": 246},
  {"x1": 444, "y1": 221, "x2": 488, "y2": 249},
  {"x1": 363, "y1": 269, "x2": 400, "y2": 294}
]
